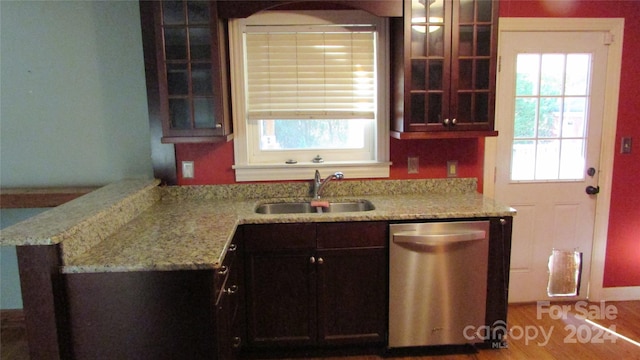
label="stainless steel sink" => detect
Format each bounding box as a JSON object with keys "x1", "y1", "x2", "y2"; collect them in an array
[{"x1": 255, "y1": 200, "x2": 375, "y2": 214}]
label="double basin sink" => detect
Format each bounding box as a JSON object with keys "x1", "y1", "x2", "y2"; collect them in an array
[{"x1": 255, "y1": 200, "x2": 375, "y2": 214}]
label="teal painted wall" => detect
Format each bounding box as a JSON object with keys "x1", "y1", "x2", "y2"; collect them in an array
[
  {"x1": 0, "y1": 1, "x2": 153, "y2": 308},
  {"x1": 0, "y1": 0, "x2": 152, "y2": 187},
  {"x1": 1, "y1": 208, "x2": 50, "y2": 309}
]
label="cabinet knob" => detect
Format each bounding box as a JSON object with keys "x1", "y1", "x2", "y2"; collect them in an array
[
  {"x1": 310, "y1": 256, "x2": 316, "y2": 264},
  {"x1": 451, "y1": 118, "x2": 457, "y2": 125},
  {"x1": 228, "y1": 243, "x2": 237, "y2": 252},
  {"x1": 443, "y1": 118, "x2": 450, "y2": 126},
  {"x1": 215, "y1": 123, "x2": 222, "y2": 128},
  {"x1": 218, "y1": 265, "x2": 229, "y2": 276},
  {"x1": 317, "y1": 257, "x2": 324, "y2": 265},
  {"x1": 225, "y1": 284, "x2": 238, "y2": 294},
  {"x1": 232, "y1": 336, "x2": 242, "y2": 348}
]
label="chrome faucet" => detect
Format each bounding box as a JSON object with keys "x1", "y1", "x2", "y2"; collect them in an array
[{"x1": 313, "y1": 170, "x2": 344, "y2": 199}]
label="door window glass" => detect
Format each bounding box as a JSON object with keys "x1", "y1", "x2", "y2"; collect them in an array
[{"x1": 511, "y1": 53, "x2": 591, "y2": 181}]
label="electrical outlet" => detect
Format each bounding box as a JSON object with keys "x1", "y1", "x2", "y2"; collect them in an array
[
  {"x1": 447, "y1": 160, "x2": 458, "y2": 177},
  {"x1": 408, "y1": 156, "x2": 419, "y2": 174},
  {"x1": 182, "y1": 161, "x2": 194, "y2": 179},
  {"x1": 621, "y1": 137, "x2": 632, "y2": 154}
]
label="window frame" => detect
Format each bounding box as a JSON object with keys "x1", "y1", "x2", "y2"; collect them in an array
[{"x1": 229, "y1": 10, "x2": 390, "y2": 182}]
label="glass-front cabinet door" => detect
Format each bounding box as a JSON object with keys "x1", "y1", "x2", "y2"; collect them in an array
[
  {"x1": 156, "y1": 0, "x2": 231, "y2": 142},
  {"x1": 393, "y1": 0, "x2": 498, "y2": 137},
  {"x1": 408, "y1": 0, "x2": 450, "y2": 132},
  {"x1": 451, "y1": 0, "x2": 496, "y2": 131}
]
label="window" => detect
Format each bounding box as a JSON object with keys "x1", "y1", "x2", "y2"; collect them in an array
[
  {"x1": 229, "y1": 11, "x2": 390, "y2": 181},
  {"x1": 511, "y1": 53, "x2": 592, "y2": 181}
]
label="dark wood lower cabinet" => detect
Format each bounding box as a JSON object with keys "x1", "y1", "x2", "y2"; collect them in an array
[
  {"x1": 216, "y1": 280, "x2": 243, "y2": 359},
  {"x1": 245, "y1": 249, "x2": 317, "y2": 347},
  {"x1": 243, "y1": 222, "x2": 388, "y2": 351},
  {"x1": 16, "y1": 245, "x2": 71, "y2": 360},
  {"x1": 64, "y1": 270, "x2": 217, "y2": 360},
  {"x1": 63, "y1": 232, "x2": 243, "y2": 360},
  {"x1": 244, "y1": 223, "x2": 317, "y2": 348},
  {"x1": 484, "y1": 216, "x2": 513, "y2": 348},
  {"x1": 216, "y1": 232, "x2": 244, "y2": 359},
  {"x1": 15, "y1": 219, "x2": 510, "y2": 358},
  {"x1": 317, "y1": 247, "x2": 387, "y2": 345}
]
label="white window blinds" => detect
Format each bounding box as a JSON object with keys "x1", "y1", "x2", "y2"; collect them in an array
[{"x1": 244, "y1": 27, "x2": 376, "y2": 120}]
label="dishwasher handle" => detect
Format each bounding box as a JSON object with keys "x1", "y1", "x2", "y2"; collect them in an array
[{"x1": 393, "y1": 230, "x2": 486, "y2": 246}]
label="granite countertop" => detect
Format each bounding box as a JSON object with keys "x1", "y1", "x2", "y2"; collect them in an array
[
  {"x1": 0, "y1": 178, "x2": 515, "y2": 274},
  {"x1": 0, "y1": 179, "x2": 161, "y2": 247}
]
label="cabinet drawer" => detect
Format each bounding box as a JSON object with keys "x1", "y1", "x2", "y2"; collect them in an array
[
  {"x1": 244, "y1": 223, "x2": 316, "y2": 251},
  {"x1": 215, "y1": 240, "x2": 239, "y2": 304},
  {"x1": 317, "y1": 222, "x2": 387, "y2": 249}
]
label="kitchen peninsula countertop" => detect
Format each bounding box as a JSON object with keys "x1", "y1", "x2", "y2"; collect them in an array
[{"x1": 1, "y1": 178, "x2": 515, "y2": 274}]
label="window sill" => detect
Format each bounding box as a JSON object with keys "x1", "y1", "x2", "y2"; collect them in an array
[{"x1": 232, "y1": 162, "x2": 391, "y2": 182}]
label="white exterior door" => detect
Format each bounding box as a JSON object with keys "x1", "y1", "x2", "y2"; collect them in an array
[{"x1": 494, "y1": 31, "x2": 610, "y2": 302}]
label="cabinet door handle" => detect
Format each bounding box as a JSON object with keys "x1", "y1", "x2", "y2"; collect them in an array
[
  {"x1": 317, "y1": 257, "x2": 324, "y2": 265},
  {"x1": 232, "y1": 336, "x2": 242, "y2": 348},
  {"x1": 225, "y1": 285, "x2": 238, "y2": 294},
  {"x1": 310, "y1": 256, "x2": 316, "y2": 264},
  {"x1": 218, "y1": 266, "x2": 229, "y2": 276}
]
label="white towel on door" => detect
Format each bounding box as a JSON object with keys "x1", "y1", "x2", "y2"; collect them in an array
[{"x1": 547, "y1": 249, "x2": 582, "y2": 297}]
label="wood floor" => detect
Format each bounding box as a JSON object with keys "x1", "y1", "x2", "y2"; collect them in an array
[
  {"x1": 0, "y1": 309, "x2": 29, "y2": 360},
  {"x1": 2, "y1": 302, "x2": 639, "y2": 359}
]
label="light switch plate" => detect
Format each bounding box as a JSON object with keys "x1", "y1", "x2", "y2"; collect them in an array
[{"x1": 182, "y1": 161, "x2": 195, "y2": 179}]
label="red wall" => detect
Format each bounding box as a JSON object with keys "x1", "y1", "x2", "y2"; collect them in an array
[
  {"x1": 176, "y1": 138, "x2": 485, "y2": 187},
  {"x1": 176, "y1": 141, "x2": 236, "y2": 184},
  {"x1": 599, "y1": 2, "x2": 640, "y2": 288},
  {"x1": 176, "y1": 0, "x2": 640, "y2": 288}
]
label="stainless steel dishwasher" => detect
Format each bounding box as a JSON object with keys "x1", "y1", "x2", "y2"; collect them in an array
[{"x1": 388, "y1": 221, "x2": 490, "y2": 348}]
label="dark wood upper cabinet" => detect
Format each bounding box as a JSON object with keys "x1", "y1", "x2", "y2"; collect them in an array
[
  {"x1": 141, "y1": 0, "x2": 232, "y2": 144},
  {"x1": 217, "y1": 0, "x2": 402, "y2": 18},
  {"x1": 391, "y1": 0, "x2": 499, "y2": 139}
]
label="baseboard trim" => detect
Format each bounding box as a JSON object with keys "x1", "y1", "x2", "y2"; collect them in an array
[
  {"x1": 595, "y1": 286, "x2": 640, "y2": 302},
  {"x1": 0, "y1": 309, "x2": 25, "y2": 328}
]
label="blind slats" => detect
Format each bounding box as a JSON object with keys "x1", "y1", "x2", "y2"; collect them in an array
[{"x1": 245, "y1": 30, "x2": 376, "y2": 120}]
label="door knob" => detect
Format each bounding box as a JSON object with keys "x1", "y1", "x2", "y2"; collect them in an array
[{"x1": 586, "y1": 185, "x2": 600, "y2": 195}]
